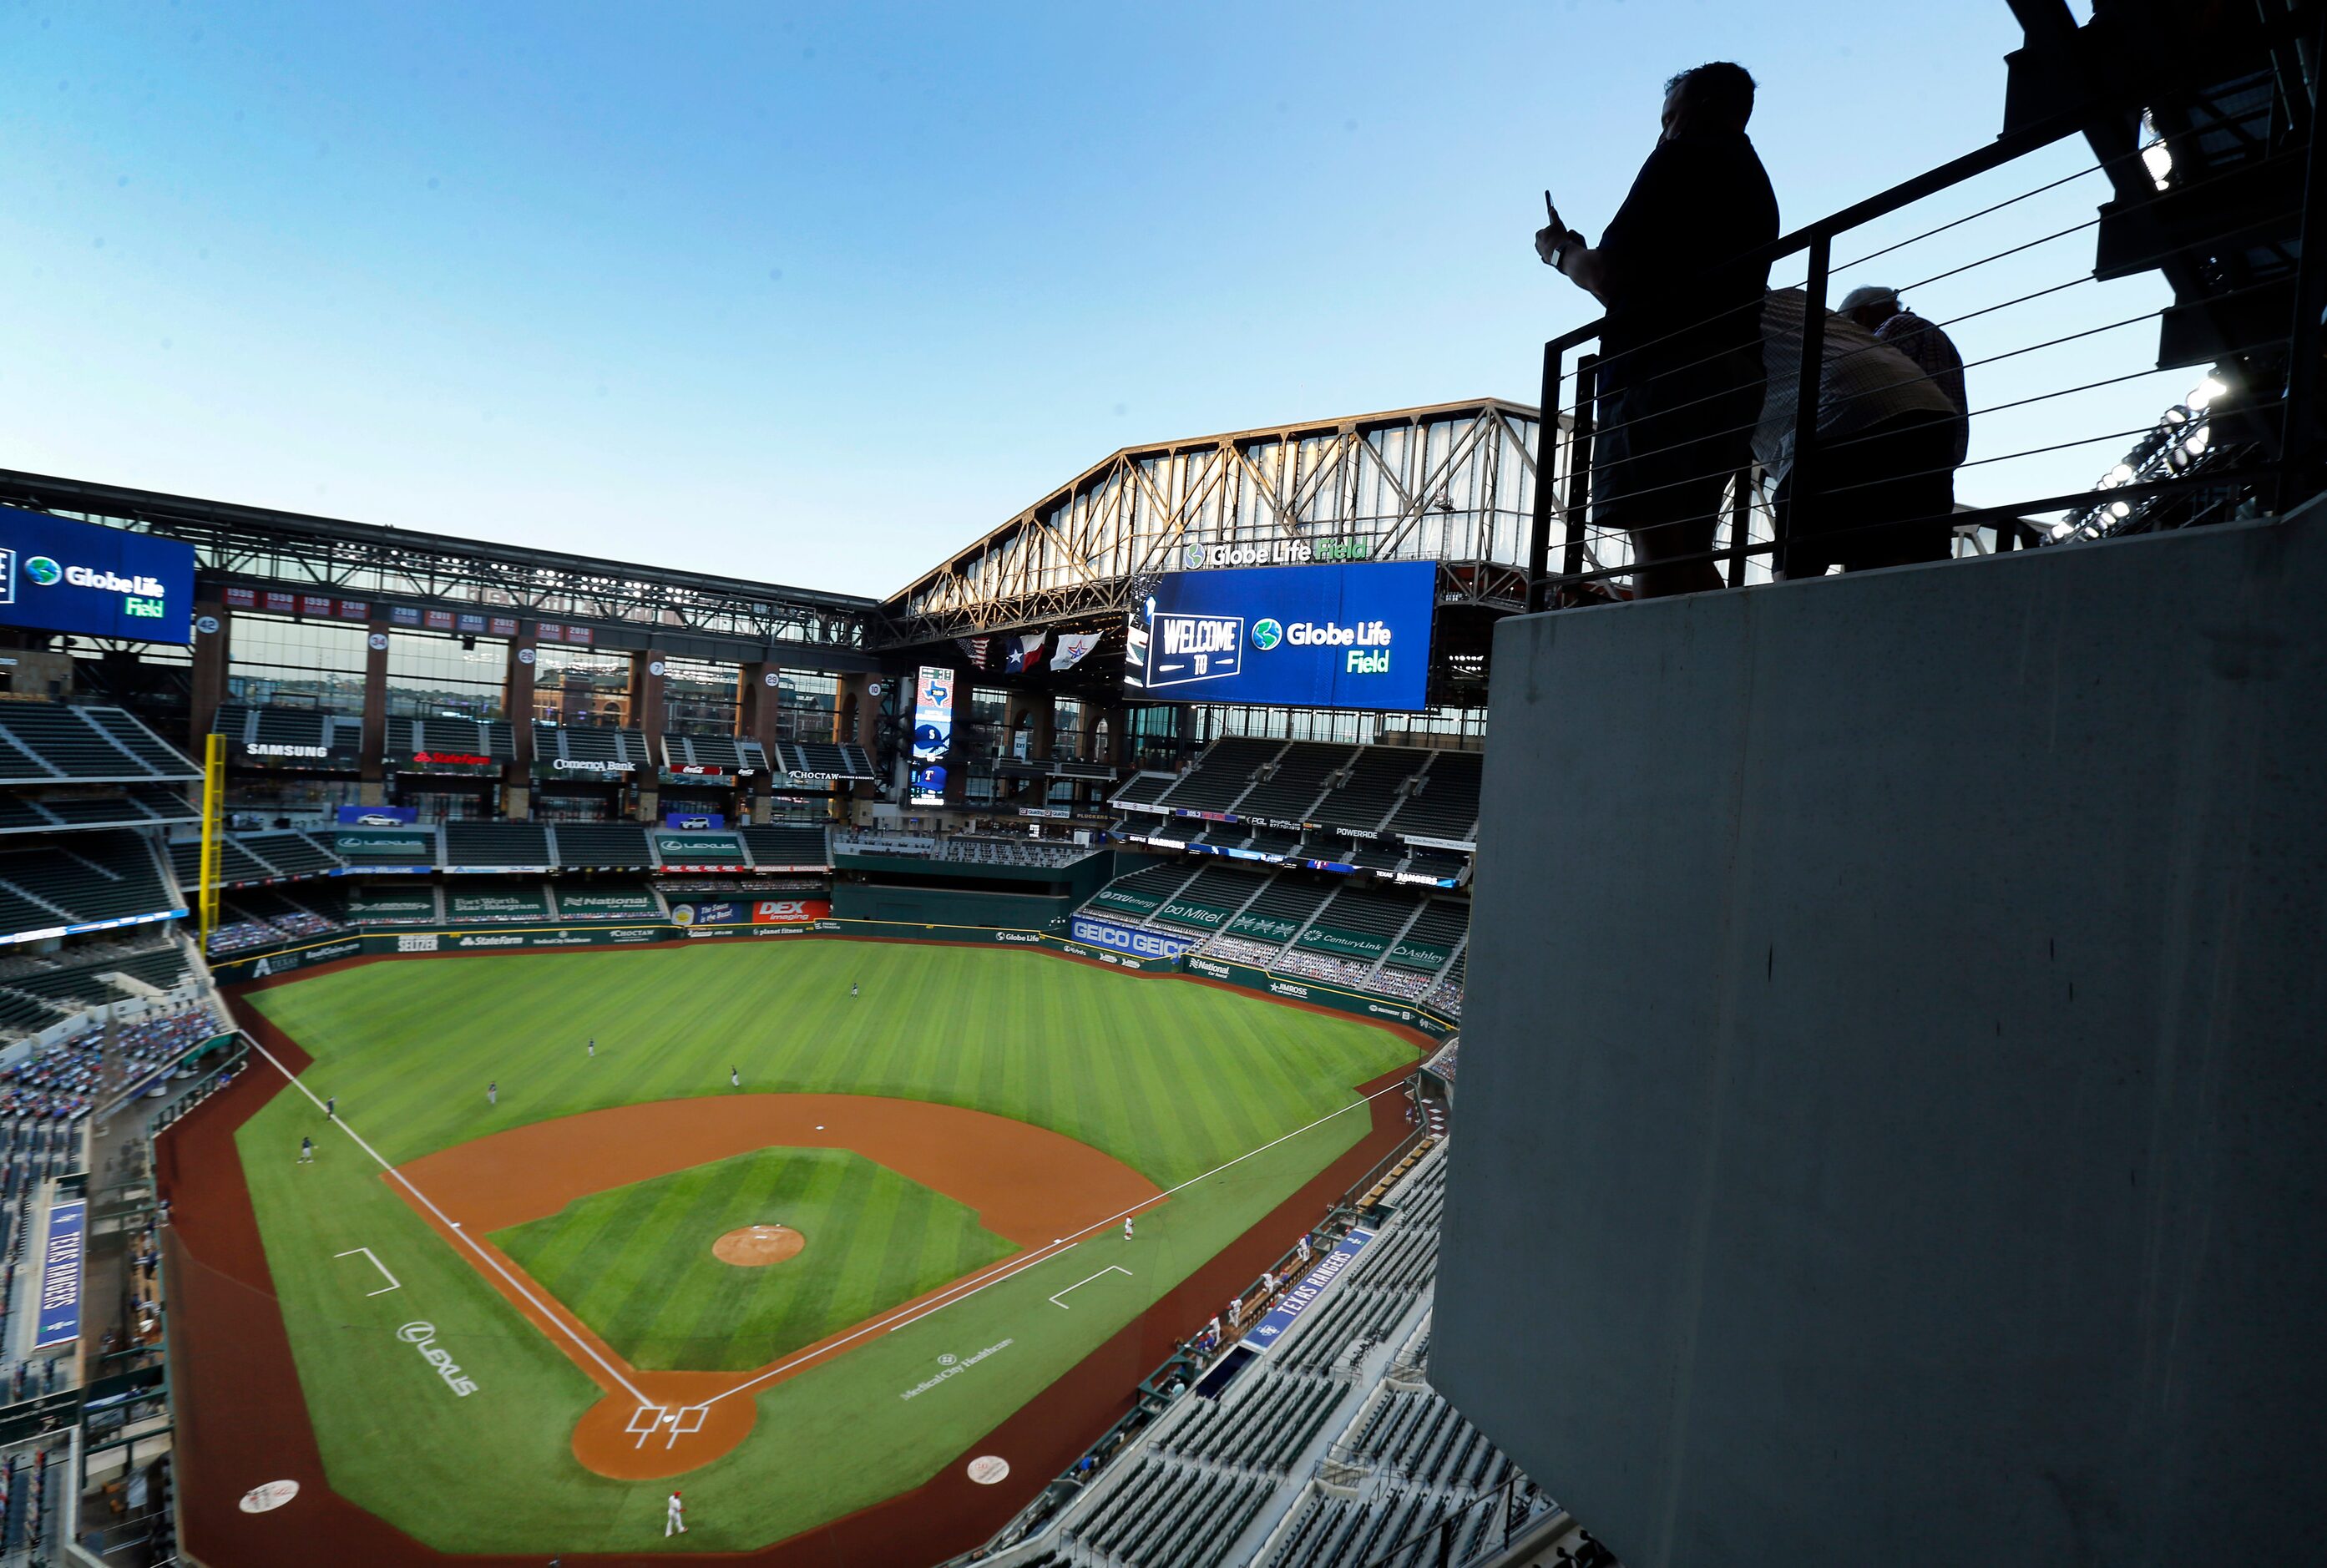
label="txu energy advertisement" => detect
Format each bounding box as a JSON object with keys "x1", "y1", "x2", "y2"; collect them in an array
[{"x1": 1124, "y1": 559, "x2": 1434, "y2": 711}]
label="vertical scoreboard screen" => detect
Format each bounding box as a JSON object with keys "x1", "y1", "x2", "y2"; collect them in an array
[
  {"x1": 908, "y1": 665, "x2": 955, "y2": 804},
  {"x1": 0, "y1": 505, "x2": 196, "y2": 643},
  {"x1": 1124, "y1": 560, "x2": 1434, "y2": 712}
]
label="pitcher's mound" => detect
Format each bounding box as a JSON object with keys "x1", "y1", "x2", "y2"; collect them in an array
[{"x1": 713, "y1": 1224, "x2": 804, "y2": 1267}]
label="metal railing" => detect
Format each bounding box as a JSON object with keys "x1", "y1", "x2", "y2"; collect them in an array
[{"x1": 1524, "y1": 93, "x2": 2314, "y2": 608}]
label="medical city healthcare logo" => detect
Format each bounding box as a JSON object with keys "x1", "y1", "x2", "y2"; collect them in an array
[
  {"x1": 1251, "y1": 618, "x2": 1283, "y2": 650},
  {"x1": 23, "y1": 557, "x2": 59, "y2": 587}
]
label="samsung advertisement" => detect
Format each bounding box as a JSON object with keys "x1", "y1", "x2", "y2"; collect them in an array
[
  {"x1": 909, "y1": 665, "x2": 955, "y2": 804},
  {"x1": 1124, "y1": 559, "x2": 1434, "y2": 712},
  {"x1": 0, "y1": 506, "x2": 196, "y2": 643}
]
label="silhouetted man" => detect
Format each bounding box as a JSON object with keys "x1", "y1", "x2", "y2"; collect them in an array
[{"x1": 1538, "y1": 62, "x2": 1780, "y2": 598}]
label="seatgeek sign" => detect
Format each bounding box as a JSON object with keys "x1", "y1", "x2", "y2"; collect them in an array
[
  {"x1": 0, "y1": 505, "x2": 195, "y2": 642},
  {"x1": 1123, "y1": 561, "x2": 1433, "y2": 712}
]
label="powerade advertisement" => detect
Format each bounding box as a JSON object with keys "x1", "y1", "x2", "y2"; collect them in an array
[
  {"x1": 1123, "y1": 560, "x2": 1433, "y2": 712},
  {"x1": 0, "y1": 505, "x2": 196, "y2": 643},
  {"x1": 909, "y1": 665, "x2": 954, "y2": 805}
]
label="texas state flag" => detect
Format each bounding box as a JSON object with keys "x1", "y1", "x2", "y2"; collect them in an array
[{"x1": 1004, "y1": 633, "x2": 1049, "y2": 674}]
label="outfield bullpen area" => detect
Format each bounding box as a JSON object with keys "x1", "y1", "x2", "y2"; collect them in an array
[{"x1": 160, "y1": 938, "x2": 1422, "y2": 1563}]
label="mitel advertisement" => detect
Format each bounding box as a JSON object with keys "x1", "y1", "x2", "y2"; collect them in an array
[
  {"x1": 909, "y1": 665, "x2": 954, "y2": 805},
  {"x1": 1123, "y1": 560, "x2": 1434, "y2": 712},
  {"x1": 0, "y1": 505, "x2": 196, "y2": 642}
]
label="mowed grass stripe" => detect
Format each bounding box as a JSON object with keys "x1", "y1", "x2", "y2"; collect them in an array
[{"x1": 493, "y1": 1146, "x2": 1014, "y2": 1373}]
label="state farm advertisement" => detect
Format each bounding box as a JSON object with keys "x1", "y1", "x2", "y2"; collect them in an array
[{"x1": 670, "y1": 898, "x2": 831, "y2": 928}]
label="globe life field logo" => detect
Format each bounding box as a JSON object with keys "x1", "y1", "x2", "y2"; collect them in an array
[
  {"x1": 1251, "y1": 618, "x2": 1284, "y2": 651},
  {"x1": 23, "y1": 556, "x2": 60, "y2": 587}
]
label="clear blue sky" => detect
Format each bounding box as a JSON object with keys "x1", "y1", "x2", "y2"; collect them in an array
[{"x1": 5, "y1": 1, "x2": 2164, "y2": 599}]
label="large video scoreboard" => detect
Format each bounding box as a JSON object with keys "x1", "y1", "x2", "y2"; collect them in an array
[{"x1": 1124, "y1": 560, "x2": 1434, "y2": 712}]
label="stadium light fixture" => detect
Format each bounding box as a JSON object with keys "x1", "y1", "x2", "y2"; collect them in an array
[{"x1": 2187, "y1": 376, "x2": 2225, "y2": 411}]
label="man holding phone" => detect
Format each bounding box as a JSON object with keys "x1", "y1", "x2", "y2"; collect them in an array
[{"x1": 1536, "y1": 62, "x2": 1778, "y2": 599}]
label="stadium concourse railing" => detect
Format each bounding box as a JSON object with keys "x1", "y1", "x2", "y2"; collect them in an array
[
  {"x1": 941, "y1": 1081, "x2": 1448, "y2": 1567},
  {"x1": 1524, "y1": 97, "x2": 2317, "y2": 607}
]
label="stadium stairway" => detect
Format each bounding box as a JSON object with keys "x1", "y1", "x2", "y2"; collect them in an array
[{"x1": 972, "y1": 1143, "x2": 1556, "y2": 1568}]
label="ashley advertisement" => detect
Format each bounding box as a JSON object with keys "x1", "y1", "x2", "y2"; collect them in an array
[
  {"x1": 0, "y1": 506, "x2": 197, "y2": 643},
  {"x1": 1123, "y1": 560, "x2": 1434, "y2": 712}
]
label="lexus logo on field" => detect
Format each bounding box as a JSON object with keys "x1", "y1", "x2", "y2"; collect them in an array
[{"x1": 1251, "y1": 618, "x2": 1283, "y2": 650}]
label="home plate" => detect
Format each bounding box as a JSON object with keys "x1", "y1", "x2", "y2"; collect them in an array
[{"x1": 967, "y1": 1455, "x2": 1009, "y2": 1485}]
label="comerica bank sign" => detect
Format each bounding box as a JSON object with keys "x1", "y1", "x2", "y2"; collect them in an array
[{"x1": 0, "y1": 505, "x2": 196, "y2": 644}]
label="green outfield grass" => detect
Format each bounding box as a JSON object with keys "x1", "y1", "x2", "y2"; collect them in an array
[
  {"x1": 234, "y1": 939, "x2": 1415, "y2": 1553},
  {"x1": 492, "y1": 1146, "x2": 1017, "y2": 1372}
]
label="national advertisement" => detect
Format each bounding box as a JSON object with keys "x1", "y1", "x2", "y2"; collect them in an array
[
  {"x1": 0, "y1": 505, "x2": 196, "y2": 643},
  {"x1": 1069, "y1": 914, "x2": 1193, "y2": 961},
  {"x1": 1242, "y1": 1226, "x2": 1374, "y2": 1354},
  {"x1": 1123, "y1": 560, "x2": 1434, "y2": 712}
]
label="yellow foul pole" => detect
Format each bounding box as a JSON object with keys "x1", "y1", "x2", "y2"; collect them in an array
[{"x1": 198, "y1": 732, "x2": 225, "y2": 949}]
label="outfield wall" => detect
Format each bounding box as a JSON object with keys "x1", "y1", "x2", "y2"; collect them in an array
[{"x1": 208, "y1": 921, "x2": 1458, "y2": 1036}]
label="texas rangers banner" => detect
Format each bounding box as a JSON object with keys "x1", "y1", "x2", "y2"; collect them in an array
[
  {"x1": 1052, "y1": 631, "x2": 1102, "y2": 671},
  {"x1": 1241, "y1": 1226, "x2": 1374, "y2": 1354},
  {"x1": 35, "y1": 1199, "x2": 86, "y2": 1349}
]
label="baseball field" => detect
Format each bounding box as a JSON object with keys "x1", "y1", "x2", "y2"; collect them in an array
[{"x1": 176, "y1": 938, "x2": 1419, "y2": 1559}]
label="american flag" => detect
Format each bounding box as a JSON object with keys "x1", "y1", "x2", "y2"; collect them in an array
[{"x1": 956, "y1": 636, "x2": 989, "y2": 669}]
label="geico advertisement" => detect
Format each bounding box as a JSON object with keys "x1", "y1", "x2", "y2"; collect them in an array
[
  {"x1": 1122, "y1": 560, "x2": 1433, "y2": 712},
  {"x1": 670, "y1": 898, "x2": 832, "y2": 927}
]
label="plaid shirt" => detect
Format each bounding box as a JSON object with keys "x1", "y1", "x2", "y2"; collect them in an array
[
  {"x1": 1753, "y1": 288, "x2": 1963, "y2": 482},
  {"x1": 1874, "y1": 311, "x2": 1970, "y2": 467}
]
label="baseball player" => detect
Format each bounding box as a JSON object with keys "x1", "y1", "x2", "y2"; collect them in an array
[
  {"x1": 1123, "y1": 1216, "x2": 1134, "y2": 1242},
  {"x1": 488, "y1": 1080, "x2": 497, "y2": 1106},
  {"x1": 298, "y1": 1136, "x2": 314, "y2": 1164},
  {"x1": 1226, "y1": 1296, "x2": 1242, "y2": 1327},
  {"x1": 1296, "y1": 1234, "x2": 1312, "y2": 1265},
  {"x1": 665, "y1": 1489, "x2": 685, "y2": 1535},
  {"x1": 587, "y1": 1038, "x2": 594, "y2": 1058},
  {"x1": 851, "y1": 982, "x2": 859, "y2": 998},
  {"x1": 731, "y1": 1065, "x2": 741, "y2": 1089},
  {"x1": 324, "y1": 1095, "x2": 336, "y2": 1120}
]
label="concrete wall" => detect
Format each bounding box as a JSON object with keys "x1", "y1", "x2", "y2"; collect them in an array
[{"x1": 1435, "y1": 509, "x2": 2327, "y2": 1566}]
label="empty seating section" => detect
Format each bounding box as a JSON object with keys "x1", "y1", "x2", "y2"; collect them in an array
[
  {"x1": 1381, "y1": 751, "x2": 1481, "y2": 842},
  {"x1": 0, "y1": 832, "x2": 177, "y2": 933},
  {"x1": 1282, "y1": 886, "x2": 1418, "y2": 974},
  {"x1": 550, "y1": 883, "x2": 661, "y2": 920},
  {"x1": 661, "y1": 733, "x2": 771, "y2": 772},
  {"x1": 1236, "y1": 742, "x2": 1356, "y2": 822},
  {"x1": 444, "y1": 884, "x2": 551, "y2": 923},
  {"x1": 1085, "y1": 862, "x2": 1196, "y2": 920},
  {"x1": 1156, "y1": 737, "x2": 1282, "y2": 812},
  {"x1": 1151, "y1": 865, "x2": 1268, "y2": 934},
  {"x1": 3, "y1": 787, "x2": 195, "y2": 833},
  {"x1": 739, "y1": 825, "x2": 831, "y2": 867},
  {"x1": 210, "y1": 887, "x2": 345, "y2": 952},
  {"x1": 392, "y1": 717, "x2": 517, "y2": 761},
  {"x1": 1109, "y1": 772, "x2": 1176, "y2": 806},
  {"x1": 250, "y1": 707, "x2": 333, "y2": 754},
  {"x1": 0, "y1": 704, "x2": 196, "y2": 781},
  {"x1": 443, "y1": 822, "x2": 554, "y2": 866},
  {"x1": 654, "y1": 832, "x2": 746, "y2": 866},
  {"x1": 0, "y1": 799, "x2": 49, "y2": 832},
  {"x1": 346, "y1": 885, "x2": 442, "y2": 925},
  {"x1": 1208, "y1": 878, "x2": 1335, "y2": 964},
  {"x1": 247, "y1": 832, "x2": 341, "y2": 878},
  {"x1": 549, "y1": 823, "x2": 652, "y2": 867},
  {"x1": 781, "y1": 739, "x2": 876, "y2": 778},
  {"x1": 1312, "y1": 746, "x2": 1421, "y2": 833}
]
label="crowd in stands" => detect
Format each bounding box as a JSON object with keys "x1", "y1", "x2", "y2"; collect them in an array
[{"x1": 0, "y1": 1006, "x2": 219, "y2": 1123}]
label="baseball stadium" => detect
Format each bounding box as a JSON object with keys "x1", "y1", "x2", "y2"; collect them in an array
[{"x1": 0, "y1": 4, "x2": 2319, "y2": 1565}]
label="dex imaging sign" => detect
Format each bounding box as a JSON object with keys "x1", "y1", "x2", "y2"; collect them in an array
[
  {"x1": 1124, "y1": 560, "x2": 1433, "y2": 712},
  {"x1": 0, "y1": 505, "x2": 196, "y2": 643}
]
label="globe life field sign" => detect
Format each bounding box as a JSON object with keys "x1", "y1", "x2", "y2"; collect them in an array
[
  {"x1": 1124, "y1": 559, "x2": 1434, "y2": 712},
  {"x1": 0, "y1": 506, "x2": 196, "y2": 643}
]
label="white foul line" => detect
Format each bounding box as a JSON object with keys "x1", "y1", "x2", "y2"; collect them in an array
[
  {"x1": 1048, "y1": 1265, "x2": 1131, "y2": 1309},
  {"x1": 697, "y1": 1071, "x2": 1419, "y2": 1412},
  {"x1": 242, "y1": 1034, "x2": 652, "y2": 1408},
  {"x1": 333, "y1": 1246, "x2": 401, "y2": 1296}
]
